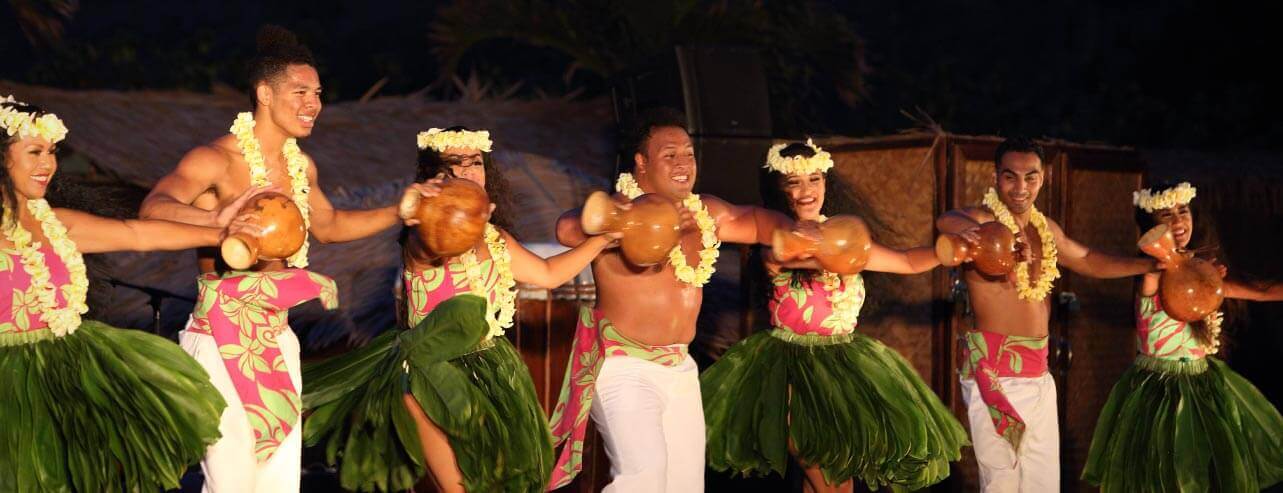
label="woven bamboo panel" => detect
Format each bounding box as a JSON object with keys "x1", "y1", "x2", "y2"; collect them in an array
[
  {"x1": 826, "y1": 143, "x2": 937, "y2": 377},
  {"x1": 1061, "y1": 167, "x2": 1143, "y2": 492}
]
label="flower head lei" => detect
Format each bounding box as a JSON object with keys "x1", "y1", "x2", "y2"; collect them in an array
[
  {"x1": 763, "y1": 138, "x2": 833, "y2": 176},
  {"x1": 230, "y1": 112, "x2": 312, "y2": 267},
  {"x1": 1133, "y1": 182, "x2": 1196, "y2": 213},
  {"x1": 982, "y1": 188, "x2": 1060, "y2": 302},
  {"x1": 0, "y1": 95, "x2": 68, "y2": 144},
  {"x1": 613, "y1": 172, "x2": 720, "y2": 286},
  {"x1": 417, "y1": 128, "x2": 493, "y2": 153}
]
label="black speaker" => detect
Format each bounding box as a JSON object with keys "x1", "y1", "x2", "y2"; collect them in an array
[
  {"x1": 612, "y1": 45, "x2": 772, "y2": 138},
  {"x1": 692, "y1": 136, "x2": 769, "y2": 206},
  {"x1": 612, "y1": 45, "x2": 772, "y2": 205}
]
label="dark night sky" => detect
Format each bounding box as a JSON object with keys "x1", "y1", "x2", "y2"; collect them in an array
[{"x1": 3, "y1": 0, "x2": 1282, "y2": 150}]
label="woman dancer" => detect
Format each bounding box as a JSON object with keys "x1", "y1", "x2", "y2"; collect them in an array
[
  {"x1": 0, "y1": 96, "x2": 255, "y2": 491},
  {"x1": 701, "y1": 140, "x2": 968, "y2": 492},
  {"x1": 1082, "y1": 179, "x2": 1283, "y2": 492},
  {"x1": 303, "y1": 127, "x2": 617, "y2": 492}
]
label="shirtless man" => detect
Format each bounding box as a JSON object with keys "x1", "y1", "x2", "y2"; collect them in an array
[
  {"x1": 547, "y1": 108, "x2": 800, "y2": 492},
  {"x1": 138, "y1": 27, "x2": 414, "y2": 492},
  {"x1": 935, "y1": 137, "x2": 1157, "y2": 492}
]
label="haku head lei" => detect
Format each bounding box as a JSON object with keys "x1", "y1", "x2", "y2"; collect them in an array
[
  {"x1": 764, "y1": 138, "x2": 833, "y2": 175},
  {"x1": 1133, "y1": 182, "x2": 1196, "y2": 213},
  {"x1": 0, "y1": 95, "x2": 68, "y2": 144},
  {"x1": 417, "y1": 128, "x2": 493, "y2": 153}
]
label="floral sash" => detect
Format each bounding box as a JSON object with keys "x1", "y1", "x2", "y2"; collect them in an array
[{"x1": 188, "y1": 269, "x2": 338, "y2": 462}]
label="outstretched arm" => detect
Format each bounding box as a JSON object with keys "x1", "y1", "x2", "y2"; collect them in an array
[
  {"x1": 1052, "y1": 219, "x2": 1156, "y2": 279},
  {"x1": 57, "y1": 208, "x2": 256, "y2": 254},
  {"x1": 866, "y1": 244, "x2": 940, "y2": 275},
  {"x1": 505, "y1": 230, "x2": 616, "y2": 289},
  {"x1": 704, "y1": 195, "x2": 793, "y2": 246},
  {"x1": 1225, "y1": 279, "x2": 1283, "y2": 302},
  {"x1": 303, "y1": 157, "x2": 401, "y2": 243}
]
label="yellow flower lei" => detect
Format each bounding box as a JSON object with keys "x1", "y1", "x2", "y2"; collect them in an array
[
  {"x1": 764, "y1": 138, "x2": 834, "y2": 175},
  {"x1": 0, "y1": 95, "x2": 68, "y2": 143},
  {"x1": 458, "y1": 223, "x2": 516, "y2": 338},
  {"x1": 230, "y1": 112, "x2": 312, "y2": 268},
  {"x1": 982, "y1": 188, "x2": 1060, "y2": 301},
  {"x1": 1203, "y1": 311, "x2": 1224, "y2": 355},
  {"x1": 2, "y1": 199, "x2": 89, "y2": 336},
  {"x1": 417, "y1": 128, "x2": 493, "y2": 153},
  {"x1": 1133, "y1": 182, "x2": 1196, "y2": 213},
  {"x1": 614, "y1": 172, "x2": 720, "y2": 286},
  {"x1": 814, "y1": 215, "x2": 862, "y2": 331}
]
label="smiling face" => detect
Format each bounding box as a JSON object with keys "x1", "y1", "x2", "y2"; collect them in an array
[
  {"x1": 441, "y1": 146, "x2": 486, "y2": 189},
  {"x1": 3, "y1": 136, "x2": 57, "y2": 202},
  {"x1": 995, "y1": 150, "x2": 1045, "y2": 215},
  {"x1": 257, "y1": 64, "x2": 323, "y2": 138},
  {"x1": 634, "y1": 126, "x2": 696, "y2": 200},
  {"x1": 1151, "y1": 204, "x2": 1194, "y2": 248},
  {"x1": 780, "y1": 171, "x2": 825, "y2": 220}
]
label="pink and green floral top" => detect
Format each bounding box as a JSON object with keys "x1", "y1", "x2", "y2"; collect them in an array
[
  {"x1": 404, "y1": 259, "x2": 498, "y2": 330},
  {"x1": 1136, "y1": 294, "x2": 1206, "y2": 361},
  {"x1": 0, "y1": 245, "x2": 70, "y2": 338},
  {"x1": 769, "y1": 271, "x2": 866, "y2": 336}
]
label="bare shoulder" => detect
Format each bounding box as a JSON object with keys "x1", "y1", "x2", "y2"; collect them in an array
[
  {"x1": 51, "y1": 207, "x2": 100, "y2": 229},
  {"x1": 959, "y1": 206, "x2": 993, "y2": 222},
  {"x1": 695, "y1": 193, "x2": 733, "y2": 215},
  {"x1": 178, "y1": 137, "x2": 235, "y2": 174}
]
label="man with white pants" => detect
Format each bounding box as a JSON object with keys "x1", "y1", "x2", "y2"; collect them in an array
[
  {"x1": 549, "y1": 107, "x2": 799, "y2": 491},
  {"x1": 937, "y1": 136, "x2": 1157, "y2": 492}
]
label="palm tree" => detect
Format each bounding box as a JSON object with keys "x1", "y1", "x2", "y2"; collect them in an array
[{"x1": 6, "y1": 0, "x2": 79, "y2": 48}]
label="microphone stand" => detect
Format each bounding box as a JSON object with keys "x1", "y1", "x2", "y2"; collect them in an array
[{"x1": 107, "y1": 278, "x2": 195, "y2": 337}]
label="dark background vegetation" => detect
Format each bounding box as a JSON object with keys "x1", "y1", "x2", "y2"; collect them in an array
[{"x1": 5, "y1": 0, "x2": 1282, "y2": 147}]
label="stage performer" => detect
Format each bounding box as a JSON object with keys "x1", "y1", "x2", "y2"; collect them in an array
[
  {"x1": 0, "y1": 96, "x2": 259, "y2": 492},
  {"x1": 304, "y1": 126, "x2": 619, "y2": 493},
  {"x1": 138, "y1": 26, "x2": 423, "y2": 492},
  {"x1": 701, "y1": 140, "x2": 969, "y2": 492},
  {"x1": 935, "y1": 137, "x2": 1157, "y2": 492},
  {"x1": 1082, "y1": 179, "x2": 1283, "y2": 492},
  {"x1": 549, "y1": 108, "x2": 804, "y2": 492}
]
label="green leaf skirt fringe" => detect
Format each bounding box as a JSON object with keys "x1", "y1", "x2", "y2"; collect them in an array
[
  {"x1": 303, "y1": 295, "x2": 553, "y2": 492},
  {"x1": 701, "y1": 329, "x2": 968, "y2": 490},
  {"x1": 0, "y1": 320, "x2": 226, "y2": 492},
  {"x1": 1083, "y1": 355, "x2": 1283, "y2": 492}
]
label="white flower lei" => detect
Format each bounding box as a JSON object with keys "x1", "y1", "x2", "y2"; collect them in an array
[
  {"x1": 763, "y1": 138, "x2": 834, "y2": 175},
  {"x1": 982, "y1": 188, "x2": 1060, "y2": 301},
  {"x1": 417, "y1": 128, "x2": 493, "y2": 153},
  {"x1": 458, "y1": 223, "x2": 516, "y2": 338},
  {"x1": 2, "y1": 199, "x2": 88, "y2": 336},
  {"x1": 230, "y1": 112, "x2": 311, "y2": 267},
  {"x1": 814, "y1": 215, "x2": 862, "y2": 330},
  {"x1": 1133, "y1": 182, "x2": 1196, "y2": 213},
  {"x1": 614, "y1": 172, "x2": 719, "y2": 286},
  {"x1": 0, "y1": 95, "x2": 68, "y2": 144}
]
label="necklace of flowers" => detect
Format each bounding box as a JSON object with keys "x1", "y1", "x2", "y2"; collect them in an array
[
  {"x1": 614, "y1": 173, "x2": 720, "y2": 286},
  {"x1": 2, "y1": 199, "x2": 89, "y2": 336},
  {"x1": 982, "y1": 188, "x2": 1060, "y2": 301},
  {"x1": 458, "y1": 223, "x2": 516, "y2": 339},
  {"x1": 813, "y1": 215, "x2": 862, "y2": 330},
  {"x1": 230, "y1": 112, "x2": 312, "y2": 268}
]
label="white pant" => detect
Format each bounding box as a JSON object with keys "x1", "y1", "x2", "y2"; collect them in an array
[
  {"x1": 960, "y1": 373, "x2": 1060, "y2": 493},
  {"x1": 590, "y1": 353, "x2": 705, "y2": 493},
  {"x1": 180, "y1": 321, "x2": 303, "y2": 493}
]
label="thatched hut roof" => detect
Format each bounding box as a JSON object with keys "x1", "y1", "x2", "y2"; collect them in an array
[{"x1": 1, "y1": 81, "x2": 615, "y2": 347}]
